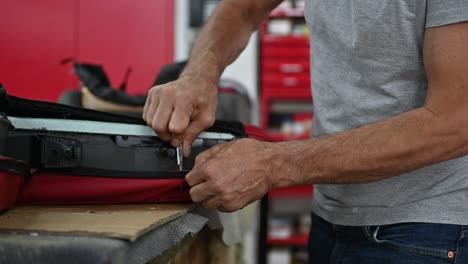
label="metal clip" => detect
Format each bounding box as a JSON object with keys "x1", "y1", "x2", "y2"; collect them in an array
[{"x1": 41, "y1": 136, "x2": 82, "y2": 168}]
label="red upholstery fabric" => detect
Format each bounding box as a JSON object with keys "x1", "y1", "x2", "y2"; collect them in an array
[
  {"x1": 0, "y1": 125, "x2": 271, "y2": 210},
  {"x1": 17, "y1": 175, "x2": 191, "y2": 205},
  {"x1": 0, "y1": 173, "x2": 23, "y2": 211}
]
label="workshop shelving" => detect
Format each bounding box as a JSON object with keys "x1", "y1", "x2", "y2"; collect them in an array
[
  {"x1": 264, "y1": 186, "x2": 313, "y2": 264},
  {"x1": 258, "y1": 2, "x2": 313, "y2": 264},
  {"x1": 259, "y1": 7, "x2": 312, "y2": 138}
]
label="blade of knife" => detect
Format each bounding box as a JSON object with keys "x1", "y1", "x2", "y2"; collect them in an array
[{"x1": 176, "y1": 145, "x2": 183, "y2": 171}]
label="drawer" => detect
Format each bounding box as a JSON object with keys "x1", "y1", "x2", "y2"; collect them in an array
[
  {"x1": 262, "y1": 60, "x2": 310, "y2": 74},
  {"x1": 262, "y1": 74, "x2": 310, "y2": 89},
  {"x1": 262, "y1": 46, "x2": 310, "y2": 59},
  {"x1": 262, "y1": 35, "x2": 309, "y2": 47},
  {"x1": 262, "y1": 86, "x2": 312, "y2": 99}
]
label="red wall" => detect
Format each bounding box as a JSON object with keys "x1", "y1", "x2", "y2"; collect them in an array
[{"x1": 0, "y1": 0, "x2": 174, "y2": 102}]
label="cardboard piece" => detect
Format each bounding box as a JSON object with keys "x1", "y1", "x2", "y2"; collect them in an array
[{"x1": 0, "y1": 203, "x2": 193, "y2": 241}]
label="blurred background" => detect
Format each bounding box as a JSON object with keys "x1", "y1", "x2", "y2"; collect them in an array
[{"x1": 0, "y1": 1, "x2": 313, "y2": 263}]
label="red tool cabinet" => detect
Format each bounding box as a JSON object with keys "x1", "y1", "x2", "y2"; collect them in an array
[
  {"x1": 0, "y1": 0, "x2": 174, "y2": 102},
  {"x1": 259, "y1": 16, "x2": 312, "y2": 140},
  {"x1": 258, "y1": 4, "x2": 314, "y2": 264}
]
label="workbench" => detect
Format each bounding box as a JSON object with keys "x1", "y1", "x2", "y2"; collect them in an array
[{"x1": 0, "y1": 204, "x2": 238, "y2": 264}]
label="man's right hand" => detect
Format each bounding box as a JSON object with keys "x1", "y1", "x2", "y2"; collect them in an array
[{"x1": 142, "y1": 74, "x2": 218, "y2": 157}]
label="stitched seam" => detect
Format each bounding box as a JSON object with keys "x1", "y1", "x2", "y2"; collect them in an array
[
  {"x1": 329, "y1": 232, "x2": 340, "y2": 264},
  {"x1": 372, "y1": 226, "x2": 450, "y2": 259},
  {"x1": 362, "y1": 226, "x2": 373, "y2": 241},
  {"x1": 330, "y1": 227, "x2": 348, "y2": 264},
  {"x1": 380, "y1": 240, "x2": 449, "y2": 259},
  {"x1": 454, "y1": 226, "x2": 465, "y2": 264}
]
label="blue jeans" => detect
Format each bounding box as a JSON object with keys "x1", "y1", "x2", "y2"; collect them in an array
[{"x1": 308, "y1": 214, "x2": 468, "y2": 264}]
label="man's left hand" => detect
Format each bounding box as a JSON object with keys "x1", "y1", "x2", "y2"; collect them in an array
[{"x1": 186, "y1": 138, "x2": 277, "y2": 212}]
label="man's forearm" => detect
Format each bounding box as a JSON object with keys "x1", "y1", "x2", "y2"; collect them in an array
[
  {"x1": 270, "y1": 106, "x2": 468, "y2": 187},
  {"x1": 268, "y1": 23, "x2": 468, "y2": 188},
  {"x1": 181, "y1": 0, "x2": 280, "y2": 83}
]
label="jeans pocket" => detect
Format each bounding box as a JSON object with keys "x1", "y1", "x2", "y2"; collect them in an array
[
  {"x1": 364, "y1": 223, "x2": 459, "y2": 262},
  {"x1": 454, "y1": 227, "x2": 468, "y2": 264}
]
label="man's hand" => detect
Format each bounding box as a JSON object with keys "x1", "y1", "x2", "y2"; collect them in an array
[
  {"x1": 186, "y1": 138, "x2": 278, "y2": 212},
  {"x1": 142, "y1": 74, "x2": 218, "y2": 156},
  {"x1": 143, "y1": 0, "x2": 281, "y2": 154}
]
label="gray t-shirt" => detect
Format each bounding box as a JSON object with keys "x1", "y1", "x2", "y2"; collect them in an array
[{"x1": 305, "y1": 0, "x2": 468, "y2": 226}]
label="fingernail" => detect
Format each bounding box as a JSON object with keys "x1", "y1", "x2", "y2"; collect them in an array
[
  {"x1": 172, "y1": 139, "x2": 181, "y2": 147},
  {"x1": 183, "y1": 141, "x2": 191, "y2": 158},
  {"x1": 184, "y1": 145, "x2": 191, "y2": 157}
]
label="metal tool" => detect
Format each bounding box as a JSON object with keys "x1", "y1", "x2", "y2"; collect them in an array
[{"x1": 176, "y1": 145, "x2": 183, "y2": 171}]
